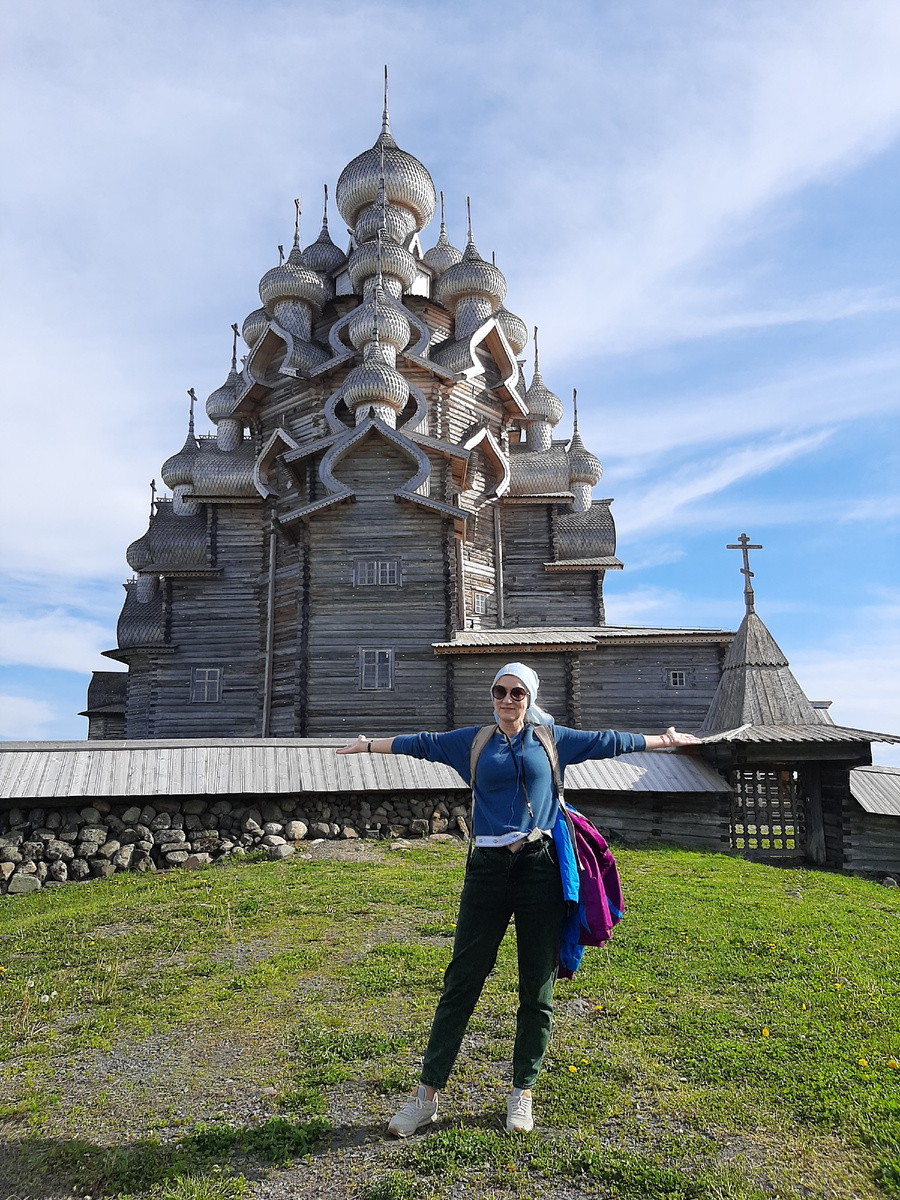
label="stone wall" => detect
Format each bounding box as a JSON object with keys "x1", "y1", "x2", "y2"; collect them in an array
[{"x1": 0, "y1": 791, "x2": 470, "y2": 896}]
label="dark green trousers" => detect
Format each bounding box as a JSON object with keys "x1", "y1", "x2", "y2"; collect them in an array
[{"x1": 420, "y1": 837, "x2": 566, "y2": 1091}]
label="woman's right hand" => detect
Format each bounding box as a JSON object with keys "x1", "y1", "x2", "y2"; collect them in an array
[{"x1": 336, "y1": 734, "x2": 370, "y2": 755}]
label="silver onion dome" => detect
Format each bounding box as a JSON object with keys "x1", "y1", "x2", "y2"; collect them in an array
[
  {"x1": 126, "y1": 529, "x2": 153, "y2": 572},
  {"x1": 434, "y1": 240, "x2": 507, "y2": 311},
  {"x1": 422, "y1": 192, "x2": 463, "y2": 280},
  {"x1": 301, "y1": 219, "x2": 347, "y2": 277},
  {"x1": 259, "y1": 247, "x2": 328, "y2": 314},
  {"x1": 161, "y1": 430, "x2": 199, "y2": 489},
  {"x1": 348, "y1": 289, "x2": 411, "y2": 353},
  {"x1": 343, "y1": 340, "x2": 410, "y2": 413},
  {"x1": 496, "y1": 305, "x2": 528, "y2": 355},
  {"x1": 568, "y1": 428, "x2": 602, "y2": 485},
  {"x1": 347, "y1": 238, "x2": 418, "y2": 294},
  {"x1": 241, "y1": 307, "x2": 269, "y2": 350},
  {"x1": 206, "y1": 367, "x2": 240, "y2": 423},
  {"x1": 336, "y1": 127, "x2": 436, "y2": 232},
  {"x1": 526, "y1": 368, "x2": 564, "y2": 426},
  {"x1": 355, "y1": 201, "x2": 417, "y2": 247}
]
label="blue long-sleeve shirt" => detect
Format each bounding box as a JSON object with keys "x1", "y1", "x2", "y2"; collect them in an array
[{"x1": 391, "y1": 725, "x2": 645, "y2": 845}]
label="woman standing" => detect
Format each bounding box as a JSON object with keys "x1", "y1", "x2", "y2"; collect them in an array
[{"x1": 337, "y1": 662, "x2": 699, "y2": 1136}]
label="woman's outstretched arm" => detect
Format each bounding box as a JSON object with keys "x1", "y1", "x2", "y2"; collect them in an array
[{"x1": 336, "y1": 734, "x2": 396, "y2": 755}]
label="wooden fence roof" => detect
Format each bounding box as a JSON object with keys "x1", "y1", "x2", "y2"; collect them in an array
[
  {"x1": 850, "y1": 765, "x2": 900, "y2": 817},
  {"x1": 0, "y1": 740, "x2": 729, "y2": 803}
]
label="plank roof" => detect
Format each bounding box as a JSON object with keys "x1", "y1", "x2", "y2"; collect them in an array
[
  {"x1": 432, "y1": 625, "x2": 732, "y2": 654},
  {"x1": 0, "y1": 741, "x2": 727, "y2": 802},
  {"x1": 850, "y1": 765, "x2": 900, "y2": 816},
  {"x1": 698, "y1": 724, "x2": 900, "y2": 745}
]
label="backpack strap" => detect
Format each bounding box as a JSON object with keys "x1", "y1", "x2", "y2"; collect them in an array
[
  {"x1": 531, "y1": 723, "x2": 584, "y2": 872},
  {"x1": 465, "y1": 726, "x2": 497, "y2": 867}
]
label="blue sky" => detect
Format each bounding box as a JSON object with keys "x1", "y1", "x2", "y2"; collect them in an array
[{"x1": 1, "y1": 0, "x2": 898, "y2": 756}]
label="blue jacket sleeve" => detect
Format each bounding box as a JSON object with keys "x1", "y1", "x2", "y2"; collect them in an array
[
  {"x1": 390, "y1": 728, "x2": 479, "y2": 784},
  {"x1": 553, "y1": 726, "x2": 646, "y2": 769}
]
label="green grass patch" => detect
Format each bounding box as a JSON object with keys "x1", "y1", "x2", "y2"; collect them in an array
[{"x1": 1, "y1": 843, "x2": 898, "y2": 1198}]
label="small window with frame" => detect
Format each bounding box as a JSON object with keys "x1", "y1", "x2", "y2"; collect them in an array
[
  {"x1": 473, "y1": 591, "x2": 488, "y2": 615},
  {"x1": 191, "y1": 667, "x2": 222, "y2": 703},
  {"x1": 354, "y1": 558, "x2": 401, "y2": 587},
  {"x1": 359, "y1": 648, "x2": 394, "y2": 690},
  {"x1": 669, "y1": 670, "x2": 687, "y2": 688}
]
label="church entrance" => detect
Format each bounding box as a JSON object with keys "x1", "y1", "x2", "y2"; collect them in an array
[{"x1": 729, "y1": 768, "x2": 806, "y2": 861}]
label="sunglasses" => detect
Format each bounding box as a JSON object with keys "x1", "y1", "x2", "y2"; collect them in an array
[{"x1": 492, "y1": 685, "x2": 528, "y2": 702}]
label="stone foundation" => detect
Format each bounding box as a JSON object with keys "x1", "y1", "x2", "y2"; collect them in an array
[{"x1": 0, "y1": 792, "x2": 470, "y2": 895}]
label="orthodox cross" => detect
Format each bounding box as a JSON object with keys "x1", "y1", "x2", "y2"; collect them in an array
[
  {"x1": 293, "y1": 198, "x2": 301, "y2": 251},
  {"x1": 187, "y1": 387, "x2": 197, "y2": 436},
  {"x1": 727, "y1": 533, "x2": 763, "y2": 615},
  {"x1": 572, "y1": 388, "x2": 580, "y2": 435},
  {"x1": 230, "y1": 323, "x2": 239, "y2": 371},
  {"x1": 277, "y1": 244, "x2": 284, "y2": 266},
  {"x1": 149, "y1": 478, "x2": 157, "y2": 518}
]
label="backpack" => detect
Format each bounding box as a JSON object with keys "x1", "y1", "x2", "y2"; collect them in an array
[{"x1": 468, "y1": 725, "x2": 624, "y2": 950}]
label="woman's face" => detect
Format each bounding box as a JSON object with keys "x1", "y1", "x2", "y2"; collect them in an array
[{"x1": 492, "y1": 674, "x2": 529, "y2": 730}]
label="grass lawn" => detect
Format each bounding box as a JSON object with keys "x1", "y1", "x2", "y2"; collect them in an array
[{"x1": 0, "y1": 841, "x2": 898, "y2": 1199}]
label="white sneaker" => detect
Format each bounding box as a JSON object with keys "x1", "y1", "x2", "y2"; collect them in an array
[
  {"x1": 506, "y1": 1088, "x2": 533, "y2": 1133},
  {"x1": 387, "y1": 1089, "x2": 439, "y2": 1138}
]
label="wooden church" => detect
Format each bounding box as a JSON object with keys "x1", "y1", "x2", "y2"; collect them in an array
[{"x1": 84, "y1": 86, "x2": 734, "y2": 742}]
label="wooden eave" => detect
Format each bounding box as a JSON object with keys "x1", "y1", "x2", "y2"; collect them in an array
[
  {"x1": 281, "y1": 433, "x2": 340, "y2": 466},
  {"x1": 101, "y1": 646, "x2": 176, "y2": 664},
  {"x1": 544, "y1": 557, "x2": 624, "y2": 572},
  {"x1": 278, "y1": 489, "x2": 355, "y2": 528},
  {"x1": 395, "y1": 491, "x2": 467, "y2": 536}
]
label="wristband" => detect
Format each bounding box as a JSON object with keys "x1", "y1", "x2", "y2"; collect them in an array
[{"x1": 367, "y1": 740, "x2": 373, "y2": 753}]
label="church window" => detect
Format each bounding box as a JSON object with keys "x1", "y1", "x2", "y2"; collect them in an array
[
  {"x1": 354, "y1": 558, "x2": 401, "y2": 587},
  {"x1": 191, "y1": 667, "x2": 222, "y2": 703},
  {"x1": 359, "y1": 648, "x2": 394, "y2": 690},
  {"x1": 473, "y1": 591, "x2": 488, "y2": 615},
  {"x1": 669, "y1": 670, "x2": 687, "y2": 688}
]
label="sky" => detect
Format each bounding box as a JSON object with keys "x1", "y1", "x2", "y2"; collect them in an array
[{"x1": 0, "y1": 0, "x2": 898, "y2": 759}]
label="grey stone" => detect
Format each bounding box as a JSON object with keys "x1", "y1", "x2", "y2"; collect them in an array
[
  {"x1": 191, "y1": 835, "x2": 222, "y2": 854},
  {"x1": 106, "y1": 815, "x2": 126, "y2": 835},
  {"x1": 58, "y1": 826, "x2": 81, "y2": 843},
  {"x1": 96, "y1": 840, "x2": 122, "y2": 861},
  {"x1": 882, "y1": 876, "x2": 898, "y2": 888},
  {"x1": 210, "y1": 800, "x2": 232, "y2": 815},
  {"x1": 69, "y1": 858, "x2": 90, "y2": 881},
  {"x1": 35, "y1": 862, "x2": 49, "y2": 882},
  {"x1": 46, "y1": 811, "x2": 63, "y2": 830},
  {"x1": 261, "y1": 801, "x2": 284, "y2": 823},
  {"x1": 80, "y1": 807, "x2": 102, "y2": 825},
  {"x1": 20, "y1": 841, "x2": 45, "y2": 862},
  {"x1": 150, "y1": 813, "x2": 172, "y2": 831},
  {"x1": 135, "y1": 823, "x2": 152, "y2": 841},
  {"x1": 153, "y1": 828, "x2": 184, "y2": 846},
  {"x1": 430, "y1": 815, "x2": 449, "y2": 834},
  {"x1": 451, "y1": 805, "x2": 468, "y2": 818},
  {"x1": 164, "y1": 842, "x2": 192, "y2": 855},
  {"x1": 1, "y1": 830, "x2": 24, "y2": 846},
  {"x1": 118, "y1": 829, "x2": 139, "y2": 846},
  {"x1": 183, "y1": 853, "x2": 212, "y2": 869},
  {"x1": 90, "y1": 859, "x2": 116, "y2": 878},
  {"x1": 135, "y1": 839, "x2": 154, "y2": 853},
  {"x1": 20, "y1": 861, "x2": 37, "y2": 875},
  {"x1": 269, "y1": 843, "x2": 294, "y2": 860},
  {"x1": 112, "y1": 845, "x2": 134, "y2": 871},
  {"x1": 285, "y1": 820, "x2": 308, "y2": 841},
  {"x1": 121, "y1": 806, "x2": 142, "y2": 825},
  {"x1": 93, "y1": 800, "x2": 111, "y2": 815},
  {"x1": 309, "y1": 821, "x2": 330, "y2": 840},
  {"x1": 0, "y1": 862, "x2": 15, "y2": 881},
  {"x1": 49, "y1": 860, "x2": 68, "y2": 882},
  {"x1": 135, "y1": 856, "x2": 156, "y2": 873},
  {"x1": 79, "y1": 825, "x2": 107, "y2": 844},
  {"x1": 244, "y1": 807, "x2": 262, "y2": 827},
  {"x1": 242, "y1": 816, "x2": 263, "y2": 835},
  {"x1": 170, "y1": 814, "x2": 184, "y2": 830},
  {"x1": 182, "y1": 799, "x2": 206, "y2": 815},
  {"x1": 455, "y1": 816, "x2": 469, "y2": 838},
  {"x1": 262, "y1": 834, "x2": 286, "y2": 847},
  {"x1": 185, "y1": 814, "x2": 203, "y2": 832},
  {"x1": 139, "y1": 805, "x2": 157, "y2": 826},
  {"x1": 0, "y1": 843, "x2": 22, "y2": 865},
  {"x1": 263, "y1": 821, "x2": 284, "y2": 836},
  {"x1": 7, "y1": 874, "x2": 41, "y2": 894},
  {"x1": 429, "y1": 833, "x2": 457, "y2": 843},
  {"x1": 27, "y1": 808, "x2": 46, "y2": 829},
  {"x1": 341, "y1": 827, "x2": 359, "y2": 839},
  {"x1": 409, "y1": 819, "x2": 430, "y2": 837},
  {"x1": 46, "y1": 840, "x2": 74, "y2": 863},
  {"x1": 165, "y1": 850, "x2": 190, "y2": 866}
]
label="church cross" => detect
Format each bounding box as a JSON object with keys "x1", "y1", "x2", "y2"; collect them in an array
[
  {"x1": 149, "y1": 478, "x2": 157, "y2": 518},
  {"x1": 727, "y1": 533, "x2": 763, "y2": 615},
  {"x1": 187, "y1": 387, "x2": 197, "y2": 436},
  {"x1": 230, "y1": 323, "x2": 239, "y2": 371}
]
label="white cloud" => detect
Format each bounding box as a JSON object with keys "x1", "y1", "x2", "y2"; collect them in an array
[
  {"x1": 0, "y1": 608, "x2": 120, "y2": 674},
  {"x1": 0, "y1": 696, "x2": 59, "y2": 740}
]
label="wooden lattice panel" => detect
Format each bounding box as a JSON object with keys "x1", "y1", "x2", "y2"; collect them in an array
[{"x1": 730, "y1": 769, "x2": 805, "y2": 858}]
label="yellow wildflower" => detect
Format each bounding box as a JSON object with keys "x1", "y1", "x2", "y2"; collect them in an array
[
  {"x1": 762, "y1": 1028, "x2": 770, "y2": 1037},
  {"x1": 568, "y1": 1065, "x2": 578, "y2": 1073},
  {"x1": 888, "y1": 1058, "x2": 900, "y2": 1070},
  {"x1": 858, "y1": 1058, "x2": 869, "y2": 1068}
]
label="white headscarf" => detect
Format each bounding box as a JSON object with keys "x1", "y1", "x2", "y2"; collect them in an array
[{"x1": 492, "y1": 662, "x2": 555, "y2": 726}]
